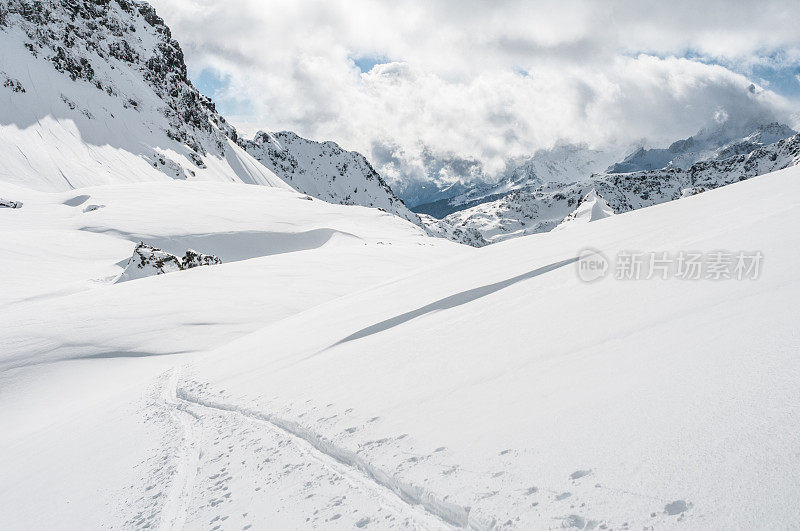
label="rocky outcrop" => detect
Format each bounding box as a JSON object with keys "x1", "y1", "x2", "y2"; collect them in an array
[
  {"x1": 0, "y1": 198, "x2": 23, "y2": 208},
  {"x1": 118, "y1": 242, "x2": 221, "y2": 282}
]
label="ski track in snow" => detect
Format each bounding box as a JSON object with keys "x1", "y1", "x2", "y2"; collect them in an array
[
  {"x1": 158, "y1": 369, "x2": 488, "y2": 529},
  {"x1": 158, "y1": 370, "x2": 204, "y2": 531}
]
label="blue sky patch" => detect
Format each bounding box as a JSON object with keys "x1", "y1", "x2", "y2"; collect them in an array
[
  {"x1": 352, "y1": 55, "x2": 391, "y2": 73},
  {"x1": 191, "y1": 68, "x2": 255, "y2": 116}
]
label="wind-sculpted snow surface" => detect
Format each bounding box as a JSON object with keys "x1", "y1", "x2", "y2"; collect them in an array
[
  {"x1": 0, "y1": 176, "x2": 470, "y2": 528},
  {"x1": 180, "y1": 166, "x2": 800, "y2": 529},
  {"x1": 445, "y1": 133, "x2": 800, "y2": 243},
  {"x1": 2, "y1": 163, "x2": 800, "y2": 528}
]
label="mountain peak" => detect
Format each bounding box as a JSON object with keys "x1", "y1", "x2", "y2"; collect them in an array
[
  {"x1": 608, "y1": 120, "x2": 796, "y2": 174},
  {"x1": 554, "y1": 188, "x2": 615, "y2": 230},
  {"x1": 0, "y1": 0, "x2": 288, "y2": 190}
]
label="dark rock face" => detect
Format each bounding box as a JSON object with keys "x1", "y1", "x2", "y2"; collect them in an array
[
  {"x1": 2, "y1": 74, "x2": 25, "y2": 92},
  {"x1": 181, "y1": 248, "x2": 223, "y2": 269}
]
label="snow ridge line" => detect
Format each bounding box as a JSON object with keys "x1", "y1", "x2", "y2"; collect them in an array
[{"x1": 176, "y1": 388, "x2": 498, "y2": 530}]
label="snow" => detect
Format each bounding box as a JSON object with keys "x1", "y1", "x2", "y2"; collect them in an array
[
  {"x1": 0, "y1": 7, "x2": 288, "y2": 192},
  {"x1": 243, "y1": 131, "x2": 420, "y2": 225},
  {"x1": 117, "y1": 242, "x2": 221, "y2": 282},
  {"x1": 2, "y1": 2, "x2": 800, "y2": 529},
  {"x1": 553, "y1": 189, "x2": 615, "y2": 230},
  {"x1": 2, "y1": 164, "x2": 800, "y2": 529},
  {"x1": 411, "y1": 143, "x2": 618, "y2": 219},
  {"x1": 442, "y1": 132, "x2": 800, "y2": 244},
  {"x1": 607, "y1": 121, "x2": 797, "y2": 173}
]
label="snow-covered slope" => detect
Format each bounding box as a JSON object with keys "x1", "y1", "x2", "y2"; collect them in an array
[
  {"x1": 242, "y1": 130, "x2": 420, "y2": 225},
  {"x1": 0, "y1": 178, "x2": 462, "y2": 308},
  {"x1": 607, "y1": 121, "x2": 796, "y2": 173},
  {"x1": 175, "y1": 165, "x2": 800, "y2": 530},
  {"x1": 0, "y1": 0, "x2": 287, "y2": 191},
  {"x1": 444, "y1": 133, "x2": 800, "y2": 243},
  {"x1": 0, "y1": 176, "x2": 470, "y2": 529},
  {"x1": 4, "y1": 163, "x2": 797, "y2": 528}
]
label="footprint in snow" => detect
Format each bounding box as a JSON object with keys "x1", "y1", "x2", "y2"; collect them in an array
[
  {"x1": 570, "y1": 469, "x2": 592, "y2": 480},
  {"x1": 664, "y1": 500, "x2": 691, "y2": 515}
]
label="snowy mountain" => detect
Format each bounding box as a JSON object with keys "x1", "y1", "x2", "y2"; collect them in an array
[
  {"x1": 242, "y1": 131, "x2": 421, "y2": 225},
  {"x1": 607, "y1": 121, "x2": 796, "y2": 173},
  {"x1": 392, "y1": 177, "x2": 473, "y2": 210},
  {"x1": 415, "y1": 122, "x2": 796, "y2": 221},
  {"x1": 497, "y1": 143, "x2": 617, "y2": 189},
  {"x1": 443, "y1": 133, "x2": 800, "y2": 243},
  {"x1": 0, "y1": 0, "x2": 490, "y2": 247},
  {"x1": 241, "y1": 131, "x2": 489, "y2": 245},
  {"x1": 552, "y1": 188, "x2": 615, "y2": 231},
  {"x1": 0, "y1": 0, "x2": 290, "y2": 191},
  {"x1": 413, "y1": 143, "x2": 616, "y2": 218}
]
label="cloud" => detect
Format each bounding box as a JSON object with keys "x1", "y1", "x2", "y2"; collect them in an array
[{"x1": 149, "y1": 0, "x2": 800, "y2": 190}]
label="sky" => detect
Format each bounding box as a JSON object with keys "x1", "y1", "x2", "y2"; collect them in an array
[{"x1": 149, "y1": 0, "x2": 800, "y2": 195}]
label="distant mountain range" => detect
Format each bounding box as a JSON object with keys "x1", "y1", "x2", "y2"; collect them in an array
[
  {"x1": 607, "y1": 121, "x2": 796, "y2": 173},
  {"x1": 412, "y1": 121, "x2": 797, "y2": 220},
  {"x1": 441, "y1": 132, "x2": 800, "y2": 244}
]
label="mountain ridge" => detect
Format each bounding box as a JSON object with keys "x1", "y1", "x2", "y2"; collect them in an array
[{"x1": 442, "y1": 132, "x2": 800, "y2": 244}]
